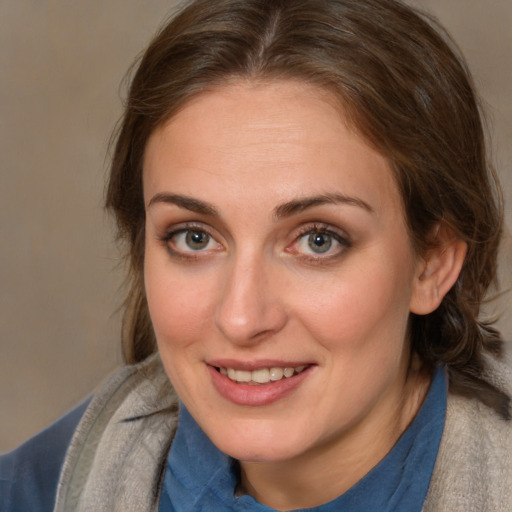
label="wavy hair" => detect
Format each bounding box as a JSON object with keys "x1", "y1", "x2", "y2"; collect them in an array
[{"x1": 106, "y1": 0, "x2": 509, "y2": 418}]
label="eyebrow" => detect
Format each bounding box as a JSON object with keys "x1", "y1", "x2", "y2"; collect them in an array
[
  {"x1": 147, "y1": 192, "x2": 373, "y2": 218},
  {"x1": 273, "y1": 193, "x2": 374, "y2": 218},
  {"x1": 147, "y1": 193, "x2": 219, "y2": 216}
]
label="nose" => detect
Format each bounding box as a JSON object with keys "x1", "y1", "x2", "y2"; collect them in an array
[{"x1": 214, "y1": 253, "x2": 288, "y2": 345}]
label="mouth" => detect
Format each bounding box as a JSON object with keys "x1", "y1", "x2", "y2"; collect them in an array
[
  {"x1": 215, "y1": 365, "x2": 309, "y2": 385},
  {"x1": 207, "y1": 360, "x2": 315, "y2": 406}
]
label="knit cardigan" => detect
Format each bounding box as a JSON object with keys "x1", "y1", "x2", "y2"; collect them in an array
[{"x1": 53, "y1": 354, "x2": 512, "y2": 512}]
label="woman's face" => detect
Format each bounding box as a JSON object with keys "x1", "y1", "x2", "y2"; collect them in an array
[{"x1": 143, "y1": 80, "x2": 425, "y2": 466}]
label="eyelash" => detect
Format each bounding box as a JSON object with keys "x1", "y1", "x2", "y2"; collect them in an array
[
  {"x1": 158, "y1": 222, "x2": 351, "y2": 262},
  {"x1": 289, "y1": 223, "x2": 352, "y2": 261},
  {"x1": 158, "y1": 223, "x2": 221, "y2": 259}
]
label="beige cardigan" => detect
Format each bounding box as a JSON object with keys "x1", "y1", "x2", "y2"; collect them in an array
[{"x1": 54, "y1": 355, "x2": 512, "y2": 512}]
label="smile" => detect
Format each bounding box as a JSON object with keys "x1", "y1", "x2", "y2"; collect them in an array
[
  {"x1": 217, "y1": 365, "x2": 307, "y2": 385},
  {"x1": 209, "y1": 363, "x2": 314, "y2": 406}
]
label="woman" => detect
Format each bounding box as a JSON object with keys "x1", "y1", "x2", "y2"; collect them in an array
[{"x1": 1, "y1": 0, "x2": 510, "y2": 510}]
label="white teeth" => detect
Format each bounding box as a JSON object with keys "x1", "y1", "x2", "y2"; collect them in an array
[
  {"x1": 220, "y1": 365, "x2": 307, "y2": 384},
  {"x1": 235, "y1": 370, "x2": 252, "y2": 382},
  {"x1": 283, "y1": 367, "x2": 294, "y2": 378},
  {"x1": 269, "y1": 367, "x2": 284, "y2": 381},
  {"x1": 252, "y1": 368, "x2": 270, "y2": 384}
]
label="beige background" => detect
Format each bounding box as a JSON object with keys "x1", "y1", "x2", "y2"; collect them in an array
[{"x1": 1, "y1": 0, "x2": 511, "y2": 453}]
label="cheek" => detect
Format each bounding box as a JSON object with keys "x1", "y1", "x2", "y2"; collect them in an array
[
  {"x1": 295, "y1": 257, "x2": 414, "y2": 359},
  {"x1": 144, "y1": 251, "x2": 218, "y2": 404},
  {"x1": 144, "y1": 249, "x2": 214, "y2": 351}
]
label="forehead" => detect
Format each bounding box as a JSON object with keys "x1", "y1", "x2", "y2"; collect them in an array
[{"x1": 142, "y1": 80, "x2": 402, "y2": 218}]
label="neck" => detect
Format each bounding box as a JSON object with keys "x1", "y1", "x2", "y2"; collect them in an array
[{"x1": 239, "y1": 355, "x2": 431, "y2": 511}]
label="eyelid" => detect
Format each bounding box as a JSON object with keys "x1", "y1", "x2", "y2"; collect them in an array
[
  {"x1": 287, "y1": 222, "x2": 352, "y2": 260},
  {"x1": 158, "y1": 222, "x2": 223, "y2": 257}
]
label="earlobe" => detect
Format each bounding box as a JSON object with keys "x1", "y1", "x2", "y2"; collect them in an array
[{"x1": 409, "y1": 225, "x2": 467, "y2": 315}]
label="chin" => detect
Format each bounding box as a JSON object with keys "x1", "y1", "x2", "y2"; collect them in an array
[
  {"x1": 205, "y1": 419, "x2": 310, "y2": 463},
  {"x1": 221, "y1": 441, "x2": 305, "y2": 464}
]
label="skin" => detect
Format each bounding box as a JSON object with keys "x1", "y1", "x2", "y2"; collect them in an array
[{"x1": 143, "y1": 80, "x2": 465, "y2": 510}]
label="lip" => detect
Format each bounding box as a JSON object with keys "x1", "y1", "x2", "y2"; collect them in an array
[
  {"x1": 207, "y1": 361, "x2": 315, "y2": 406},
  {"x1": 207, "y1": 359, "x2": 313, "y2": 371}
]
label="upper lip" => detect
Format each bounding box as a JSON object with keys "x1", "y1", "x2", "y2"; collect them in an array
[{"x1": 207, "y1": 359, "x2": 314, "y2": 371}]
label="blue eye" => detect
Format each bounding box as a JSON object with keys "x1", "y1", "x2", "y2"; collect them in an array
[
  {"x1": 306, "y1": 233, "x2": 332, "y2": 254},
  {"x1": 169, "y1": 229, "x2": 219, "y2": 252},
  {"x1": 294, "y1": 227, "x2": 350, "y2": 258}
]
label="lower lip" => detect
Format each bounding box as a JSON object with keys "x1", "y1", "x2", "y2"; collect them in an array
[{"x1": 208, "y1": 365, "x2": 313, "y2": 406}]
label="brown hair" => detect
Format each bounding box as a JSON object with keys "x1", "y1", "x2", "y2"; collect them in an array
[{"x1": 106, "y1": 0, "x2": 509, "y2": 418}]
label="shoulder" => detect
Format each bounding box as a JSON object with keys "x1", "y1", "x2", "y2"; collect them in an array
[
  {"x1": 0, "y1": 398, "x2": 90, "y2": 512},
  {"x1": 424, "y1": 355, "x2": 512, "y2": 511},
  {"x1": 0, "y1": 356, "x2": 175, "y2": 512},
  {"x1": 54, "y1": 355, "x2": 179, "y2": 512}
]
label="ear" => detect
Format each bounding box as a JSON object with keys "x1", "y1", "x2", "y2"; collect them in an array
[{"x1": 409, "y1": 224, "x2": 467, "y2": 315}]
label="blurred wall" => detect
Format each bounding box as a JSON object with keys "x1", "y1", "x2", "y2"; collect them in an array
[{"x1": 1, "y1": 0, "x2": 511, "y2": 452}]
